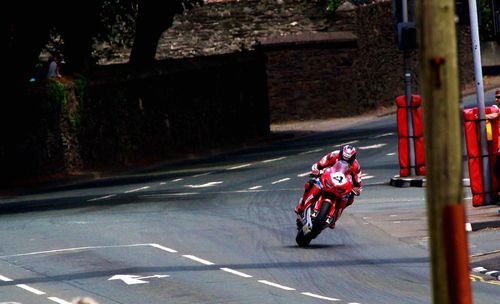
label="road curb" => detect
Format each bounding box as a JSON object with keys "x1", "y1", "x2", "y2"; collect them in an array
[{"x1": 470, "y1": 220, "x2": 500, "y2": 231}]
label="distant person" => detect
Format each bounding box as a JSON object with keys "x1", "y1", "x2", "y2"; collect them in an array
[{"x1": 47, "y1": 51, "x2": 62, "y2": 78}]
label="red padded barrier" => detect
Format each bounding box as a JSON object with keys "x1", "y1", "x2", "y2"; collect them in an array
[
  {"x1": 463, "y1": 106, "x2": 499, "y2": 207},
  {"x1": 395, "y1": 95, "x2": 426, "y2": 177}
]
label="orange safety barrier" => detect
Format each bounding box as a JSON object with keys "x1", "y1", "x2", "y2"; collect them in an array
[
  {"x1": 463, "y1": 106, "x2": 499, "y2": 207},
  {"x1": 395, "y1": 95, "x2": 426, "y2": 177}
]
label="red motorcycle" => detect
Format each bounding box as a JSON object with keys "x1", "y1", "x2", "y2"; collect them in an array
[{"x1": 295, "y1": 159, "x2": 353, "y2": 247}]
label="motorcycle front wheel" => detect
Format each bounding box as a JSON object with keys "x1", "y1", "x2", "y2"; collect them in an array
[
  {"x1": 295, "y1": 229, "x2": 312, "y2": 247},
  {"x1": 310, "y1": 202, "x2": 330, "y2": 238}
]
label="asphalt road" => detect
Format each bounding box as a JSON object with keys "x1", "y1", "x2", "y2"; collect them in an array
[{"x1": 0, "y1": 98, "x2": 499, "y2": 303}]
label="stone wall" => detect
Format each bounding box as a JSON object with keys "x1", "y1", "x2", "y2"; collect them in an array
[
  {"x1": 145, "y1": 0, "x2": 473, "y2": 123},
  {"x1": 259, "y1": 32, "x2": 359, "y2": 122}
]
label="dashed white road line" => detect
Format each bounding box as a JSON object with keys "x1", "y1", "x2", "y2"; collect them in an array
[
  {"x1": 258, "y1": 280, "x2": 295, "y2": 291},
  {"x1": 248, "y1": 185, "x2": 262, "y2": 190},
  {"x1": 220, "y1": 268, "x2": 252, "y2": 278},
  {"x1": 374, "y1": 132, "x2": 394, "y2": 138},
  {"x1": 87, "y1": 194, "x2": 116, "y2": 202},
  {"x1": 48, "y1": 297, "x2": 71, "y2": 304},
  {"x1": 0, "y1": 274, "x2": 13, "y2": 281},
  {"x1": 262, "y1": 156, "x2": 287, "y2": 163},
  {"x1": 125, "y1": 186, "x2": 150, "y2": 193},
  {"x1": 386, "y1": 152, "x2": 396, "y2": 156},
  {"x1": 2, "y1": 243, "x2": 361, "y2": 304},
  {"x1": 182, "y1": 255, "x2": 215, "y2": 265},
  {"x1": 297, "y1": 172, "x2": 310, "y2": 177},
  {"x1": 272, "y1": 178, "x2": 291, "y2": 184},
  {"x1": 185, "y1": 181, "x2": 223, "y2": 188},
  {"x1": 301, "y1": 292, "x2": 340, "y2": 301},
  {"x1": 172, "y1": 178, "x2": 184, "y2": 182},
  {"x1": 227, "y1": 164, "x2": 252, "y2": 170},
  {"x1": 16, "y1": 284, "x2": 45, "y2": 295}
]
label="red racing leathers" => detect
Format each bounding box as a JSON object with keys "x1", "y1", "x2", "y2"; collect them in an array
[{"x1": 294, "y1": 150, "x2": 362, "y2": 228}]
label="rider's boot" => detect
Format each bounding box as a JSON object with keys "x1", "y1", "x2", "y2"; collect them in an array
[{"x1": 329, "y1": 199, "x2": 349, "y2": 229}]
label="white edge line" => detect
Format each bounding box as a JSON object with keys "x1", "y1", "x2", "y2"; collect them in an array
[
  {"x1": 48, "y1": 297, "x2": 72, "y2": 304},
  {"x1": 125, "y1": 186, "x2": 150, "y2": 193},
  {"x1": 193, "y1": 172, "x2": 212, "y2": 177},
  {"x1": 227, "y1": 164, "x2": 252, "y2": 170},
  {"x1": 182, "y1": 255, "x2": 215, "y2": 265},
  {"x1": 220, "y1": 267, "x2": 252, "y2": 278},
  {"x1": 149, "y1": 243, "x2": 178, "y2": 253},
  {"x1": 141, "y1": 192, "x2": 199, "y2": 197},
  {"x1": 301, "y1": 292, "x2": 340, "y2": 301},
  {"x1": 236, "y1": 189, "x2": 266, "y2": 193},
  {"x1": 87, "y1": 194, "x2": 116, "y2": 202},
  {"x1": 16, "y1": 284, "x2": 45, "y2": 295},
  {"x1": 258, "y1": 280, "x2": 295, "y2": 291},
  {"x1": 0, "y1": 274, "x2": 13, "y2": 281},
  {"x1": 262, "y1": 156, "x2": 287, "y2": 163},
  {"x1": 0, "y1": 243, "x2": 151, "y2": 258}
]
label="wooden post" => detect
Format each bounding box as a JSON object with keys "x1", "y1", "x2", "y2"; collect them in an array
[{"x1": 415, "y1": 1, "x2": 472, "y2": 303}]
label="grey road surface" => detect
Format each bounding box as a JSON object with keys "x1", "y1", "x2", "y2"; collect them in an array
[{"x1": 0, "y1": 98, "x2": 499, "y2": 303}]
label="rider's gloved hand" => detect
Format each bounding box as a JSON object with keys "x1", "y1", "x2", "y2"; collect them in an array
[
  {"x1": 310, "y1": 164, "x2": 320, "y2": 176},
  {"x1": 352, "y1": 187, "x2": 362, "y2": 196}
]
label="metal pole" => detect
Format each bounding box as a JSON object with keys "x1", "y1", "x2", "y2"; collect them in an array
[
  {"x1": 468, "y1": 0, "x2": 492, "y2": 203},
  {"x1": 402, "y1": 0, "x2": 415, "y2": 176},
  {"x1": 405, "y1": 51, "x2": 416, "y2": 176}
]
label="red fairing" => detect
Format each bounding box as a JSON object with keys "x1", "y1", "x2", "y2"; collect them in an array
[
  {"x1": 320, "y1": 165, "x2": 353, "y2": 198},
  {"x1": 463, "y1": 106, "x2": 499, "y2": 207},
  {"x1": 314, "y1": 151, "x2": 362, "y2": 188}
]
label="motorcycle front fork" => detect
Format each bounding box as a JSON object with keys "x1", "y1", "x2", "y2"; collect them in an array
[{"x1": 311, "y1": 198, "x2": 337, "y2": 225}]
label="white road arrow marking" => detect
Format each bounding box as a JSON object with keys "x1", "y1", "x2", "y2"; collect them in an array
[{"x1": 108, "y1": 274, "x2": 170, "y2": 285}]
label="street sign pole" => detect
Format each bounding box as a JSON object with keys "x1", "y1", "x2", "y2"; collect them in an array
[
  {"x1": 468, "y1": 0, "x2": 492, "y2": 204},
  {"x1": 402, "y1": 0, "x2": 416, "y2": 176}
]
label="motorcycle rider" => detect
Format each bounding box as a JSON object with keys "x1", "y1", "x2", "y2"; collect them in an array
[{"x1": 294, "y1": 144, "x2": 362, "y2": 228}]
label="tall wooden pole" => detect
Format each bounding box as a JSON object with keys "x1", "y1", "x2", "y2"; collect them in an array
[{"x1": 415, "y1": 1, "x2": 472, "y2": 304}]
